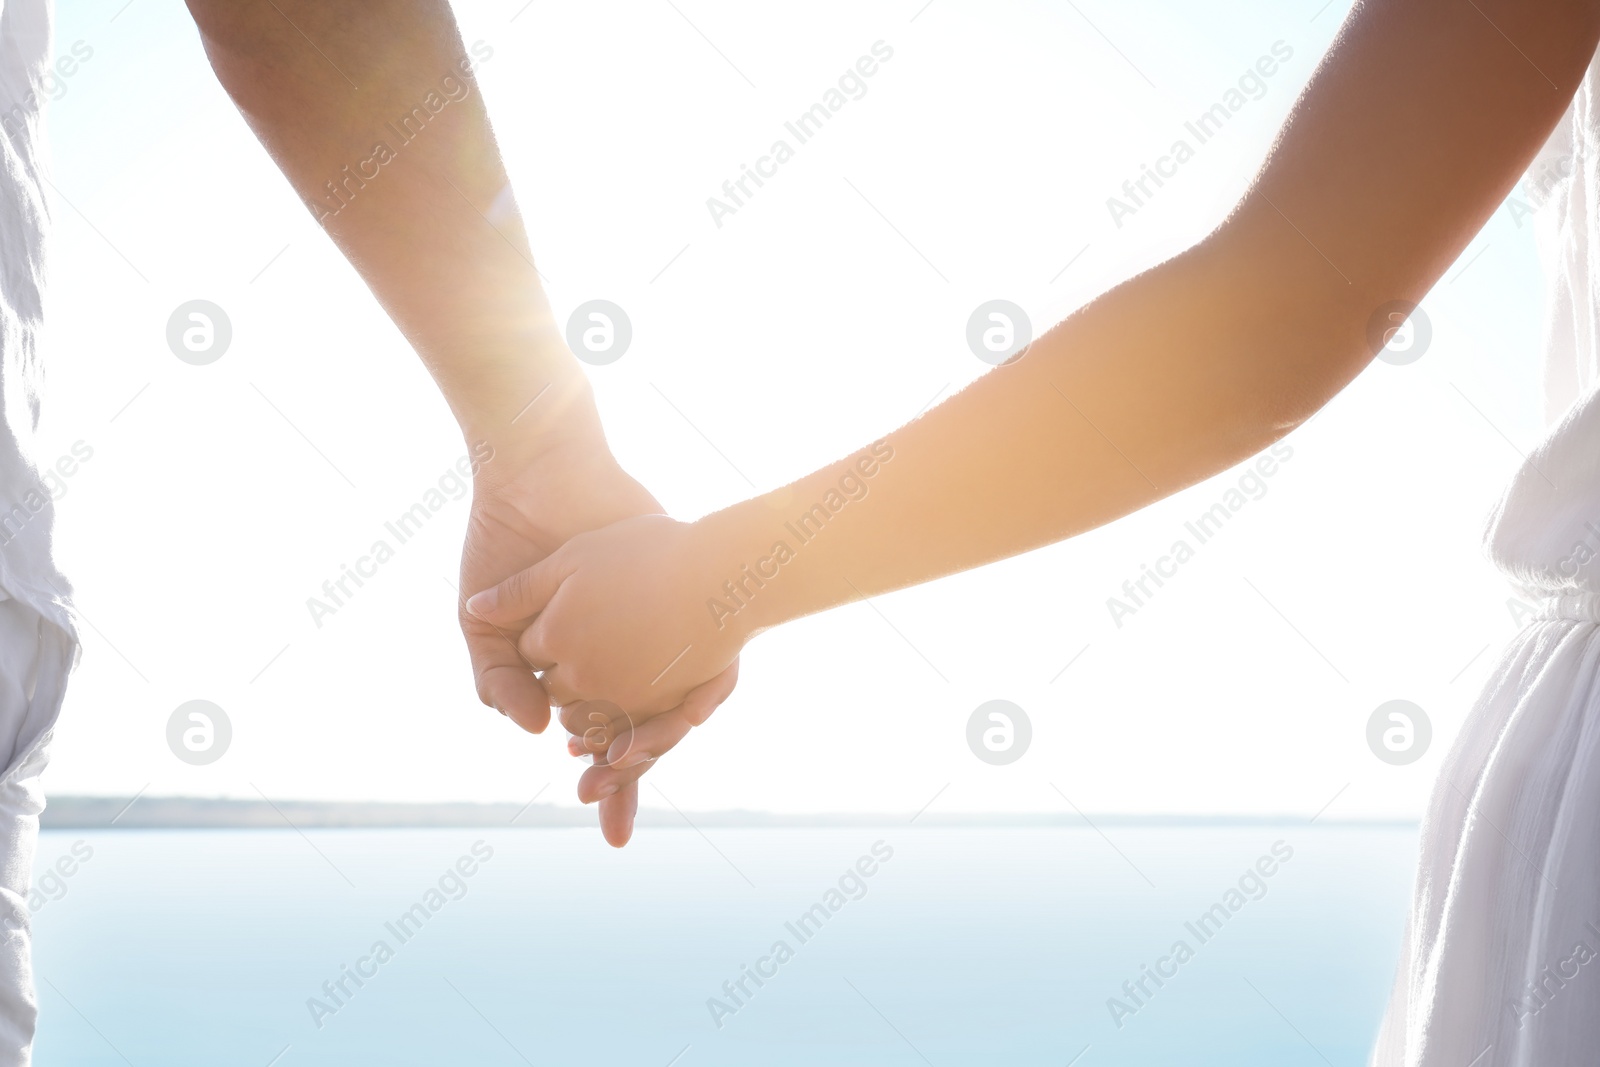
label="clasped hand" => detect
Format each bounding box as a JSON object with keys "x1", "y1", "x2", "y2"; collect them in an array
[{"x1": 462, "y1": 456, "x2": 749, "y2": 846}]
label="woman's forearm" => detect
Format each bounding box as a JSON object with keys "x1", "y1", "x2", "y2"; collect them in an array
[
  {"x1": 702, "y1": 222, "x2": 1357, "y2": 635},
  {"x1": 700, "y1": 0, "x2": 1600, "y2": 638}
]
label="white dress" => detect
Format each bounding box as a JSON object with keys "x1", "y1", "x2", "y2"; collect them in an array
[{"x1": 1371, "y1": 44, "x2": 1600, "y2": 1067}]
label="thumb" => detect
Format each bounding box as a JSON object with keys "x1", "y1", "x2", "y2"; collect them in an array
[{"x1": 465, "y1": 549, "x2": 573, "y2": 624}]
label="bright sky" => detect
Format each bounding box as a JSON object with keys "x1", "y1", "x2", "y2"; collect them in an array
[{"x1": 39, "y1": 0, "x2": 1555, "y2": 818}]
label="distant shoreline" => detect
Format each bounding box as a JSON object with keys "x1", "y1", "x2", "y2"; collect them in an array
[{"x1": 40, "y1": 795, "x2": 1419, "y2": 830}]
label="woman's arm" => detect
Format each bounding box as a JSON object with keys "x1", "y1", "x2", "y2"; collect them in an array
[
  {"x1": 722, "y1": 0, "x2": 1600, "y2": 629},
  {"x1": 473, "y1": 0, "x2": 1600, "y2": 715}
]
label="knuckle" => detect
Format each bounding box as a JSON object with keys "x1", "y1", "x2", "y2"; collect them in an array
[
  {"x1": 537, "y1": 622, "x2": 569, "y2": 661},
  {"x1": 500, "y1": 570, "x2": 531, "y2": 613},
  {"x1": 520, "y1": 619, "x2": 558, "y2": 661}
]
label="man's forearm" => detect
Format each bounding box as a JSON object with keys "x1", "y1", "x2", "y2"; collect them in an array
[{"x1": 185, "y1": 0, "x2": 597, "y2": 461}]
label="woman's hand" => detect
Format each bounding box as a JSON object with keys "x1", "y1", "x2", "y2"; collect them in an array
[
  {"x1": 559, "y1": 660, "x2": 738, "y2": 820},
  {"x1": 467, "y1": 514, "x2": 750, "y2": 715}
]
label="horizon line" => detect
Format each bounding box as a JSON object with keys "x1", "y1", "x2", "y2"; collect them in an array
[{"x1": 40, "y1": 794, "x2": 1419, "y2": 830}]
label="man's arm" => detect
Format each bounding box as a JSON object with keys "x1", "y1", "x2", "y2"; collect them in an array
[
  {"x1": 184, "y1": 0, "x2": 606, "y2": 737},
  {"x1": 184, "y1": 0, "x2": 591, "y2": 462},
  {"x1": 185, "y1": 0, "x2": 741, "y2": 844}
]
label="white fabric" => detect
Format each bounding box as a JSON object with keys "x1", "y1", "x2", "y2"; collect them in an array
[
  {"x1": 1370, "y1": 45, "x2": 1600, "y2": 1067},
  {"x1": 0, "y1": 0, "x2": 73, "y2": 628},
  {"x1": 0, "y1": 596, "x2": 68, "y2": 1067},
  {"x1": 0, "y1": 1, "x2": 79, "y2": 1065}
]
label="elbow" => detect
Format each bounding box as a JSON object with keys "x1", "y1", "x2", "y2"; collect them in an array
[
  {"x1": 1185, "y1": 222, "x2": 1386, "y2": 442},
  {"x1": 183, "y1": 1, "x2": 306, "y2": 118},
  {"x1": 183, "y1": 3, "x2": 256, "y2": 105}
]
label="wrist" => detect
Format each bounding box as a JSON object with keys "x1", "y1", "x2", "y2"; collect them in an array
[
  {"x1": 463, "y1": 372, "x2": 606, "y2": 486},
  {"x1": 691, "y1": 495, "x2": 807, "y2": 641},
  {"x1": 694, "y1": 438, "x2": 900, "y2": 634}
]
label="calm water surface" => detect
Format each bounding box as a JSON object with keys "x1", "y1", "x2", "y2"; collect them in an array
[{"x1": 30, "y1": 824, "x2": 1416, "y2": 1065}]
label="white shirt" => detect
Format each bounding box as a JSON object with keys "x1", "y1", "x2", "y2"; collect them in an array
[
  {"x1": 0, "y1": 0, "x2": 73, "y2": 639},
  {"x1": 0, "y1": 1, "x2": 80, "y2": 1063}
]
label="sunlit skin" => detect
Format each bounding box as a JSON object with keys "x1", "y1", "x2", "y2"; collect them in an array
[
  {"x1": 185, "y1": 0, "x2": 736, "y2": 845},
  {"x1": 469, "y1": 0, "x2": 1600, "y2": 842}
]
